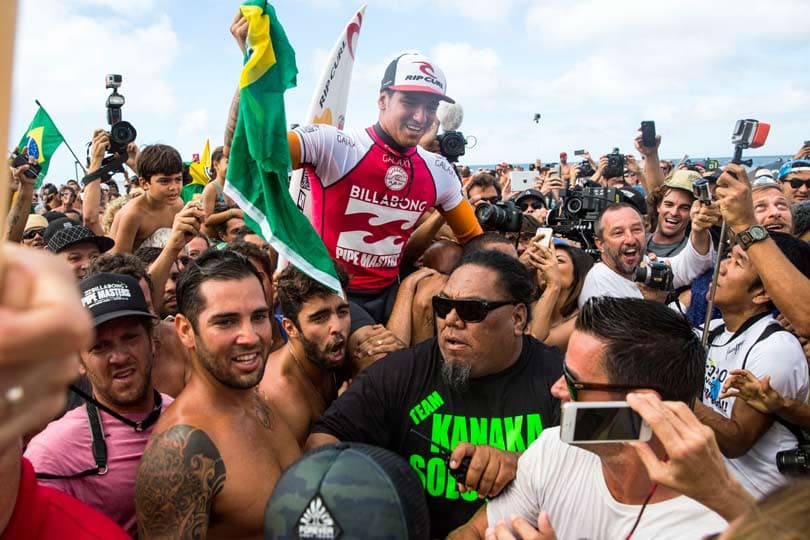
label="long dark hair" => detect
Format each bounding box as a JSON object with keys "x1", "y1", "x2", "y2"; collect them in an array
[{"x1": 555, "y1": 244, "x2": 593, "y2": 318}]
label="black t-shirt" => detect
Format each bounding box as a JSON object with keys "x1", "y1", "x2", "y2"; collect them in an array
[{"x1": 312, "y1": 335, "x2": 563, "y2": 539}]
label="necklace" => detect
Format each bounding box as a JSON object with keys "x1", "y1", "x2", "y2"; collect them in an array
[{"x1": 288, "y1": 345, "x2": 336, "y2": 410}]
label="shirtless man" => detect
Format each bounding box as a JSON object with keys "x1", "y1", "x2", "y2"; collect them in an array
[
  {"x1": 259, "y1": 264, "x2": 350, "y2": 447},
  {"x1": 135, "y1": 250, "x2": 300, "y2": 539},
  {"x1": 110, "y1": 144, "x2": 185, "y2": 253}
]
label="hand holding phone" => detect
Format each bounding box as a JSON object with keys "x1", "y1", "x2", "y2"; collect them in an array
[
  {"x1": 641, "y1": 121, "x2": 656, "y2": 148},
  {"x1": 535, "y1": 227, "x2": 553, "y2": 249},
  {"x1": 560, "y1": 401, "x2": 652, "y2": 444}
]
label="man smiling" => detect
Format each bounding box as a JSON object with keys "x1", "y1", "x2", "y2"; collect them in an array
[{"x1": 647, "y1": 171, "x2": 699, "y2": 257}]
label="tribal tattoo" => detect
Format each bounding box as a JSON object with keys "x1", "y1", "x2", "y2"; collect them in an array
[{"x1": 136, "y1": 425, "x2": 226, "y2": 540}]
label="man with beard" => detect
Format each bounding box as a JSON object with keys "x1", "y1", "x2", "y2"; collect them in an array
[
  {"x1": 306, "y1": 250, "x2": 563, "y2": 539},
  {"x1": 25, "y1": 273, "x2": 172, "y2": 537},
  {"x1": 259, "y1": 264, "x2": 351, "y2": 447},
  {"x1": 647, "y1": 171, "x2": 700, "y2": 257},
  {"x1": 136, "y1": 250, "x2": 300, "y2": 539},
  {"x1": 578, "y1": 201, "x2": 716, "y2": 306}
]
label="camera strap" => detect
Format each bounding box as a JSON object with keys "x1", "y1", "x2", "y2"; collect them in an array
[
  {"x1": 81, "y1": 154, "x2": 127, "y2": 187},
  {"x1": 35, "y1": 387, "x2": 162, "y2": 480}
]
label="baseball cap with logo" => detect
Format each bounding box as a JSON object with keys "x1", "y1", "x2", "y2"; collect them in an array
[
  {"x1": 264, "y1": 442, "x2": 429, "y2": 540},
  {"x1": 45, "y1": 218, "x2": 115, "y2": 254},
  {"x1": 380, "y1": 52, "x2": 454, "y2": 103},
  {"x1": 79, "y1": 273, "x2": 156, "y2": 327}
]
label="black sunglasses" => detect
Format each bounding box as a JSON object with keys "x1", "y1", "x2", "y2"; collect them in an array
[
  {"x1": 784, "y1": 178, "x2": 810, "y2": 190},
  {"x1": 432, "y1": 295, "x2": 516, "y2": 323},
  {"x1": 519, "y1": 200, "x2": 544, "y2": 211},
  {"x1": 23, "y1": 228, "x2": 44, "y2": 240}
]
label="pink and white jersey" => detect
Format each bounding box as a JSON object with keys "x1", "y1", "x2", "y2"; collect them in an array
[{"x1": 294, "y1": 124, "x2": 463, "y2": 291}]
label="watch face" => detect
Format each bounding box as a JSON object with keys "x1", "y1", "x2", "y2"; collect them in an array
[{"x1": 751, "y1": 226, "x2": 768, "y2": 240}]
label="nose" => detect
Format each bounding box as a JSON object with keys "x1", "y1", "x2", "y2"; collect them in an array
[
  {"x1": 443, "y1": 306, "x2": 465, "y2": 328},
  {"x1": 236, "y1": 319, "x2": 261, "y2": 346},
  {"x1": 411, "y1": 104, "x2": 429, "y2": 124},
  {"x1": 551, "y1": 375, "x2": 571, "y2": 402}
]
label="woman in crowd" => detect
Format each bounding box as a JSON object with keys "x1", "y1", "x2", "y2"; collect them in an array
[{"x1": 523, "y1": 235, "x2": 593, "y2": 352}]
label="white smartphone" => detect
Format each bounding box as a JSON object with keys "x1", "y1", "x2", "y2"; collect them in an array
[
  {"x1": 510, "y1": 171, "x2": 537, "y2": 191},
  {"x1": 560, "y1": 401, "x2": 652, "y2": 444},
  {"x1": 535, "y1": 227, "x2": 553, "y2": 249}
]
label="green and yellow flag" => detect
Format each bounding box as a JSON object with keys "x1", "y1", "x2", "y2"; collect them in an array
[
  {"x1": 17, "y1": 104, "x2": 65, "y2": 187},
  {"x1": 225, "y1": 1, "x2": 340, "y2": 292},
  {"x1": 182, "y1": 138, "x2": 211, "y2": 203}
]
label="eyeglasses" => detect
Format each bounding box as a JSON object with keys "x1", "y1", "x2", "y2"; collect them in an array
[
  {"x1": 562, "y1": 362, "x2": 646, "y2": 401},
  {"x1": 783, "y1": 178, "x2": 810, "y2": 190},
  {"x1": 23, "y1": 228, "x2": 44, "y2": 240},
  {"x1": 432, "y1": 295, "x2": 516, "y2": 323}
]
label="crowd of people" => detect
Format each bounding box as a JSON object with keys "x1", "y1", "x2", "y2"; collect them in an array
[{"x1": 2, "y1": 10, "x2": 810, "y2": 540}]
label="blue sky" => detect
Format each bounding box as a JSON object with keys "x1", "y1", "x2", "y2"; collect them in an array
[{"x1": 9, "y1": 0, "x2": 810, "y2": 185}]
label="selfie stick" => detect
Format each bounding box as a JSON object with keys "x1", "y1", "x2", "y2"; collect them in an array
[{"x1": 700, "y1": 122, "x2": 766, "y2": 349}]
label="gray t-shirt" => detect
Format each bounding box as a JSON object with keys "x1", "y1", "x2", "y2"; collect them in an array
[{"x1": 647, "y1": 233, "x2": 688, "y2": 258}]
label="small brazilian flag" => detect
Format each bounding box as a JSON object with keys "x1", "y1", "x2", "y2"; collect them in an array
[
  {"x1": 17, "y1": 104, "x2": 65, "y2": 188},
  {"x1": 224, "y1": 1, "x2": 340, "y2": 292}
]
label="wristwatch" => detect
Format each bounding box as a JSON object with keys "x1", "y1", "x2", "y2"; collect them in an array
[{"x1": 736, "y1": 224, "x2": 769, "y2": 250}]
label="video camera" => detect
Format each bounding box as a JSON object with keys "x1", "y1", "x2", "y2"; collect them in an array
[
  {"x1": 548, "y1": 186, "x2": 643, "y2": 258},
  {"x1": 437, "y1": 131, "x2": 467, "y2": 163},
  {"x1": 632, "y1": 261, "x2": 673, "y2": 291}
]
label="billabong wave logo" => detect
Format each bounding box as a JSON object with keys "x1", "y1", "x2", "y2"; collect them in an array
[
  {"x1": 297, "y1": 495, "x2": 342, "y2": 539},
  {"x1": 416, "y1": 61, "x2": 435, "y2": 78}
]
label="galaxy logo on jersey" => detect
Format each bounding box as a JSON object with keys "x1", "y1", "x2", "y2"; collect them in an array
[{"x1": 384, "y1": 165, "x2": 408, "y2": 191}]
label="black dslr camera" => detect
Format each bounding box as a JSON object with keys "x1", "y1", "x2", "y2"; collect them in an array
[
  {"x1": 11, "y1": 152, "x2": 42, "y2": 180},
  {"x1": 776, "y1": 444, "x2": 810, "y2": 475},
  {"x1": 577, "y1": 160, "x2": 595, "y2": 178},
  {"x1": 437, "y1": 131, "x2": 467, "y2": 163},
  {"x1": 105, "y1": 74, "x2": 137, "y2": 155},
  {"x1": 84, "y1": 74, "x2": 138, "y2": 186},
  {"x1": 475, "y1": 201, "x2": 522, "y2": 233},
  {"x1": 604, "y1": 148, "x2": 625, "y2": 179},
  {"x1": 632, "y1": 261, "x2": 674, "y2": 291}
]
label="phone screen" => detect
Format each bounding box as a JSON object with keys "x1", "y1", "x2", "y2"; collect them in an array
[{"x1": 573, "y1": 407, "x2": 643, "y2": 441}]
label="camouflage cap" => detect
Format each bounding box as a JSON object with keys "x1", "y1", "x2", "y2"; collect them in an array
[{"x1": 264, "y1": 442, "x2": 429, "y2": 540}]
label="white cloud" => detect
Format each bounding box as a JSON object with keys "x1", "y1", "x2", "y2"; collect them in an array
[
  {"x1": 75, "y1": 0, "x2": 157, "y2": 17},
  {"x1": 178, "y1": 108, "x2": 209, "y2": 138}
]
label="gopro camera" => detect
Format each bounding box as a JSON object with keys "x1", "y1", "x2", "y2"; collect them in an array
[{"x1": 731, "y1": 119, "x2": 770, "y2": 149}]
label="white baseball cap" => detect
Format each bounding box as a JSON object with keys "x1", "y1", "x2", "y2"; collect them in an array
[{"x1": 380, "y1": 52, "x2": 454, "y2": 103}]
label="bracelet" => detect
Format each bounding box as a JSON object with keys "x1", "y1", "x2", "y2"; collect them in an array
[{"x1": 229, "y1": 209, "x2": 234, "y2": 219}]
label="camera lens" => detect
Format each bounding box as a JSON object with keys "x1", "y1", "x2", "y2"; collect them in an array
[
  {"x1": 632, "y1": 266, "x2": 648, "y2": 284},
  {"x1": 110, "y1": 121, "x2": 137, "y2": 146},
  {"x1": 565, "y1": 196, "x2": 583, "y2": 215},
  {"x1": 776, "y1": 448, "x2": 808, "y2": 474}
]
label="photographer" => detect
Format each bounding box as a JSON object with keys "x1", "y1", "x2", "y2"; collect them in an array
[
  {"x1": 694, "y1": 231, "x2": 810, "y2": 499},
  {"x1": 716, "y1": 163, "x2": 810, "y2": 337},
  {"x1": 577, "y1": 199, "x2": 716, "y2": 306},
  {"x1": 83, "y1": 128, "x2": 138, "y2": 236}
]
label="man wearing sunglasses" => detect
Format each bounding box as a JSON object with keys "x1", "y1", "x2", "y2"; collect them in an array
[
  {"x1": 22, "y1": 214, "x2": 48, "y2": 249},
  {"x1": 778, "y1": 159, "x2": 810, "y2": 203},
  {"x1": 452, "y1": 297, "x2": 727, "y2": 540},
  {"x1": 307, "y1": 250, "x2": 563, "y2": 539}
]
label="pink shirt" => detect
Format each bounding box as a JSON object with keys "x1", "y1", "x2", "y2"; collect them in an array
[{"x1": 24, "y1": 394, "x2": 173, "y2": 537}]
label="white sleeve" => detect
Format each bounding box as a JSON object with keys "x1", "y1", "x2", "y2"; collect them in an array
[
  {"x1": 666, "y1": 236, "x2": 715, "y2": 289},
  {"x1": 420, "y1": 150, "x2": 464, "y2": 212},
  {"x1": 293, "y1": 125, "x2": 366, "y2": 188},
  {"x1": 486, "y1": 439, "x2": 544, "y2": 527},
  {"x1": 744, "y1": 333, "x2": 809, "y2": 403}
]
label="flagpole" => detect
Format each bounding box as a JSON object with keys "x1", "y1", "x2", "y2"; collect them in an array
[{"x1": 35, "y1": 99, "x2": 87, "y2": 174}]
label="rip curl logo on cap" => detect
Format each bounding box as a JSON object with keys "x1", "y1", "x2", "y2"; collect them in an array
[
  {"x1": 297, "y1": 494, "x2": 342, "y2": 540},
  {"x1": 384, "y1": 165, "x2": 408, "y2": 191},
  {"x1": 415, "y1": 61, "x2": 435, "y2": 78}
]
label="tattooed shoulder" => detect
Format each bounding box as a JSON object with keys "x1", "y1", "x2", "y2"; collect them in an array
[{"x1": 136, "y1": 425, "x2": 226, "y2": 540}]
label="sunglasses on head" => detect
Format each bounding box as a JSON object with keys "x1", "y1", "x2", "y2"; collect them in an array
[
  {"x1": 23, "y1": 228, "x2": 44, "y2": 240},
  {"x1": 784, "y1": 178, "x2": 810, "y2": 190},
  {"x1": 432, "y1": 295, "x2": 516, "y2": 323}
]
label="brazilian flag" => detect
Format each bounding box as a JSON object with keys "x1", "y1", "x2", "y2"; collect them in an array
[
  {"x1": 17, "y1": 104, "x2": 65, "y2": 188},
  {"x1": 224, "y1": 1, "x2": 340, "y2": 292}
]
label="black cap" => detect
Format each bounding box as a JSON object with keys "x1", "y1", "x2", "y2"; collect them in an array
[
  {"x1": 79, "y1": 273, "x2": 156, "y2": 327},
  {"x1": 46, "y1": 219, "x2": 115, "y2": 254},
  {"x1": 265, "y1": 443, "x2": 430, "y2": 540}
]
